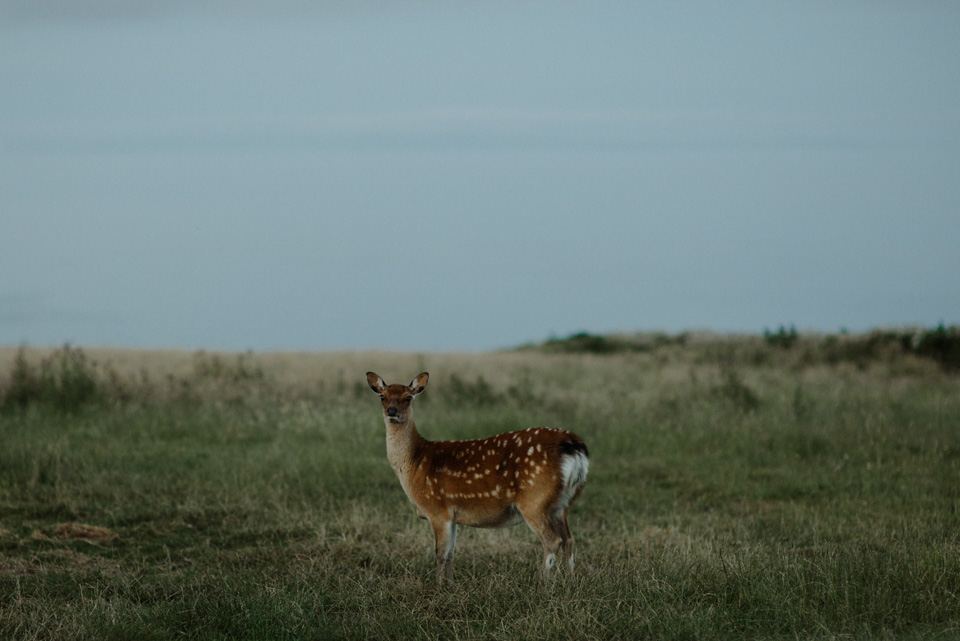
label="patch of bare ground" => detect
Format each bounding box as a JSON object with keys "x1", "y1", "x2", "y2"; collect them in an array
[
  {"x1": 0, "y1": 556, "x2": 36, "y2": 575},
  {"x1": 53, "y1": 523, "x2": 117, "y2": 543}
]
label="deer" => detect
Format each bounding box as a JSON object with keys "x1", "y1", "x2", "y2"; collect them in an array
[{"x1": 365, "y1": 371, "x2": 589, "y2": 585}]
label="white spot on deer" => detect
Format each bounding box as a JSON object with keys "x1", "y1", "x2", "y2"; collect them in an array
[
  {"x1": 536, "y1": 444, "x2": 542, "y2": 452},
  {"x1": 527, "y1": 446, "x2": 534, "y2": 456}
]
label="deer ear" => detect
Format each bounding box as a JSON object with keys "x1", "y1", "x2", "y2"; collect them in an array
[
  {"x1": 366, "y1": 372, "x2": 386, "y2": 394},
  {"x1": 409, "y1": 372, "x2": 429, "y2": 396}
]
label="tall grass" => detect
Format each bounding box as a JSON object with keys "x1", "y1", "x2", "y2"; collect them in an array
[{"x1": 1, "y1": 332, "x2": 958, "y2": 640}]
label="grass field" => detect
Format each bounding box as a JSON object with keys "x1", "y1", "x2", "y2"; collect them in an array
[{"x1": 1, "y1": 331, "x2": 959, "y2": 640}]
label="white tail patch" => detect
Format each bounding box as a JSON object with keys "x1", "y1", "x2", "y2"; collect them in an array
[{"x1": 559, "y1": 450, "x2": 589, "y2": 508}]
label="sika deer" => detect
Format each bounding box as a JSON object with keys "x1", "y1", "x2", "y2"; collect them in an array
[{"x1": 366, "y1": 371, "x2": 589, "y2": 585}]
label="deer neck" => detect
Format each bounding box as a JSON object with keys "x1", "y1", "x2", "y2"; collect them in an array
[{"x1": 384, "y1": 418, "x2": 427, "y2": 477}]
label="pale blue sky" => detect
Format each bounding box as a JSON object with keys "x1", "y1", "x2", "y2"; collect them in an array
[{"x1": 2, "y1": 1, "x2": 958, "y2": 351}]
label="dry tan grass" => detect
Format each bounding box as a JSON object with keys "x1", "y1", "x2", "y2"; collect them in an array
[
  {"x1": 0, "y1": 344, "x2": 664, "y2": 401},
  {"x1": 53, "y1": 523, "x2": 117, "y2": 543}
]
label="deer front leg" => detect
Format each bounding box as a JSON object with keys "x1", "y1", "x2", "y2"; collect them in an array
[{"x1": 430, "y1": 519, "x2": 457, "y2": 586}]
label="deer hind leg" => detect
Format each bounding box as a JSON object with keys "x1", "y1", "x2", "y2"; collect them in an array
[
  {"x1": 430, "y1": 519, "x2": 457, "y2": 586},
  {"x1": 519, "y1": 507, "x2": 564, "y2": 579},
  {"x1": 556, "y1": 507, "x2": 576, "y2": 571},
  {"x1": 556, "y1": 466, "x2": 585, "y2": 572}
]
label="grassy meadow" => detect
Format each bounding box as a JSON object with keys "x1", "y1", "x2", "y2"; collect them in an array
[{"x1": 1, "y1": 330, "x2": 959, "y2": 640}]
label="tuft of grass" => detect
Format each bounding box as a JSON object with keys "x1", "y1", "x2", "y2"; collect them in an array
[
  {"x1": 442, "y1": 373, "x2": 503, "y2": 407},
  {"x1": 1, "y1": 345, "x2": 108, "y2": 413},
  {"x1": 710, "y1": 368, "x2": 760, "y2": 412}
]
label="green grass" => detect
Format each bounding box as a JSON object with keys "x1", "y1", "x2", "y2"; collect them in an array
[{"x1": 1, "y1": 336, "x2": 959, "y2": 640}]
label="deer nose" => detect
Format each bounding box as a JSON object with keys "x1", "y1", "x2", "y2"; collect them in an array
[{"x1": 386, "y1": 407, "x2": 398, "y2": 417}]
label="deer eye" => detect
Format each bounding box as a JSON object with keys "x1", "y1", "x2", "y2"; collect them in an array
[
  {"x1": 404, "y1": 396, "x2": 413, "y2": 403},
  {"x1": 379, "y1": 395, "x2": 385, "y2": 401}
]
